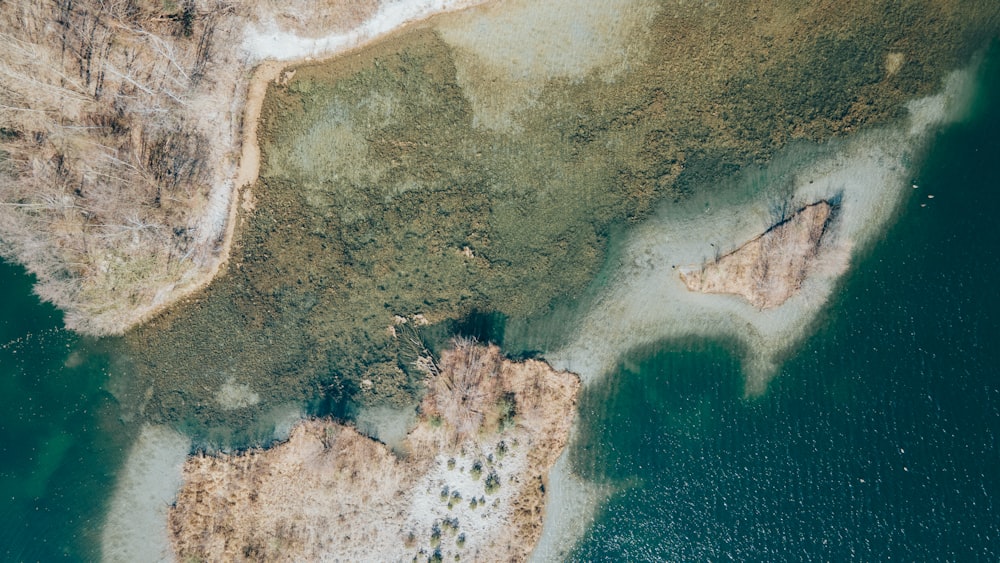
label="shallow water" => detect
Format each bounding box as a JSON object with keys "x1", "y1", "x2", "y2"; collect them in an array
[
  {"x1": 567, "y1": 51, "x2": 1000, "y2": 561},
  {"x1": 112, "y1": 0, "x2": 990, "y2": 445},
  {"x1": 0, "y1": 262, "x2": 129, "y2": 561}
]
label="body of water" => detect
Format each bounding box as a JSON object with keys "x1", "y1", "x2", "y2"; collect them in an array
[
  {"x1": 570, "y1": 51, "x2": 1000, "y2": 560},
  {"x1": 1, "y1": 39, "x2": 998, "y2": 563},
  {"x1": 0, "y1": 263, "x2": 126, "y2": 561}
]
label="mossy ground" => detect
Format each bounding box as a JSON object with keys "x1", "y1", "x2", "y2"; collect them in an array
[{"x1": 112, "y1": 0, "x2": 998, "y2": 445}]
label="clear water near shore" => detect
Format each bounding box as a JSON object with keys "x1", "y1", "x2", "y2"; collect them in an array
[
  {"x1": 0, "y1": 262, "x2": 130, "y2": 561},
  {"x1": 567, "y1": 49, "x2": 1000, "y2": 561}
]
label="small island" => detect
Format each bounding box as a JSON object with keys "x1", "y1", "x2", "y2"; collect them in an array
[{"x1": 679, "y1": 201, "x2": 835, "y2": 309}]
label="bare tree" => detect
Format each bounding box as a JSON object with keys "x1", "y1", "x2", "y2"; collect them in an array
[{"x1": 0, "y1": 0, "x2": 242, "y2": 333}]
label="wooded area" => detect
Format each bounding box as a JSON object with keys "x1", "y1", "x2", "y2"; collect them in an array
[{"x1": 0, "y1": 0, "x2": 245, "y2": 333}]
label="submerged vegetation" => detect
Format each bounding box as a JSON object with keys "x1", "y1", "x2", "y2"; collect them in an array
[
  {"x1": 1, "y1": 1, "x2": 997, "y2": 561},
  {"x1": 106, "y1": 0, "x2": 1000, "y2": 439}
]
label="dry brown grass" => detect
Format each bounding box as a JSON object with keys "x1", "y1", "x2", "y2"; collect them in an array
[
  {"x1": 0, "y1": 0, "x2": 242, "y2": 333},
  {"x1": 0, "y1": 0, "x2": 440, "y2": 335},
  {"x1": 680, "y1": 201, "x2": 835, "y2": 308},
  {"x1": 422, "y1": 336, "x2": 503, "y2": 443},
  {"x1": 169, "y1": 342, "x2": 581, "y2": 562}
]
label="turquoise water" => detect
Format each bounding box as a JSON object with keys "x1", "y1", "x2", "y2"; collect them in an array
[
  {"x1": 0, "y1": 263, "x2": 127, "y2": 561},
  {"x1": 570, "y1": 53, "x2": 1000, "y2": 560},
  {"x1": 1, "y1": 47, "x2": 998, "y2": 563}
]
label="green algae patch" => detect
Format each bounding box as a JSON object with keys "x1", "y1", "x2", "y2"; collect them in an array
[{"x1": 112, "y1": 1, "x2": 999, "y2": 442}]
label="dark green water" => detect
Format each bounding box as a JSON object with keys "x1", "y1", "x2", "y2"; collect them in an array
[
  {"x1": 570, "y1": 56, "x2": 1000, "y2": 560},
  {"x1": 0, "y1": 263, "x2": 127, "y2": 561}
]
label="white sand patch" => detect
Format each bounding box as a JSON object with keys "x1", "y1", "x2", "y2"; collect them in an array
[
  {"x1": 214, "y1": 379, "x2": 260, "y2": 410},
  {"x1": 241, "y1": 0, "x2": 489, "y2": 63},
  {"x1": 101, "y1": 425, "x2": 191, "y2": 563},
  {"x1": 406, "y1": 440, "x2": 530, "y2": 557}
]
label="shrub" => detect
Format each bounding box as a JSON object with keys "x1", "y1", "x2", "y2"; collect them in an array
[
  {"x1": 430, "y1": 524, "x2": 441, "y2": 548},
  {"x1": 484, "y1": 471, "x2": 500, "y2": 495}
]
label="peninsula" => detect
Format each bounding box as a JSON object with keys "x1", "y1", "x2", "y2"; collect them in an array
[{"x1": 168, "y1": 340, "x2": 579, "y2": 561}]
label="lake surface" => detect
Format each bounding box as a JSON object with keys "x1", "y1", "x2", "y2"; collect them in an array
[
  {"x1": 1, "y1": 46, "x2": 997, "y2": 563},
  {"x1": 569, "y1": 52, "x2": 1000, "y2": 560},
  {"x1": 0, "y1": 262, "x2": 132, "y2": 560}
]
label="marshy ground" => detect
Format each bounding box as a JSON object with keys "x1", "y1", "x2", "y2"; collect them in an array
[{"x1": 110, "y1": 0, "x2": 998, "y2": 446}]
